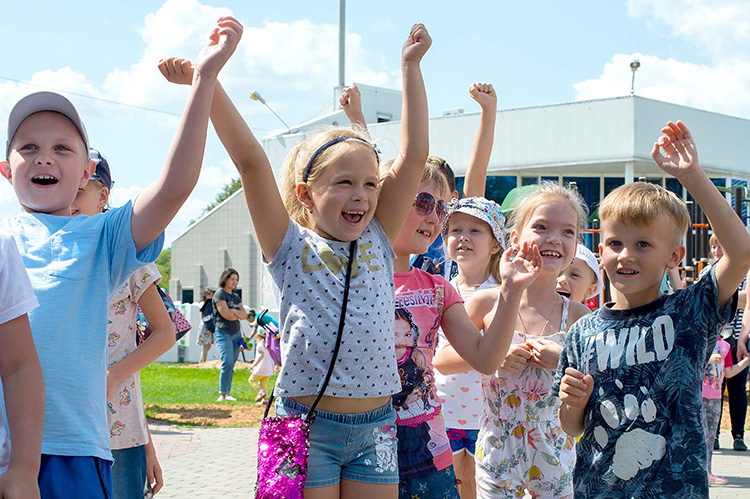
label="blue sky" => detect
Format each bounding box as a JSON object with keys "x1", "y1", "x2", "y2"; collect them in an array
[{"x1": 1, "y1": 0, "x2": 745, "y2": 245}]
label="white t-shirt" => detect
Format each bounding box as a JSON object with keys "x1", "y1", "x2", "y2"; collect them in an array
[
  {"x1": 434, "y1": 276, "x2": 498, "y2": 429},
  {"x1": 252, "y1": 341, "x2": 275, "y2": 377},
  {"x1": 0, "y1": 231, "x2": 39, "y2": 476}
]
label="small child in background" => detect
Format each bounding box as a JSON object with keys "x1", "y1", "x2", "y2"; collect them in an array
[
  {"x1": 249, "y1": 328, "x2": 274, "y2": 406},
  {"x1": 198, "y1": 288, "x2": 216, "y2": 363},
  {"x1": 0, "y1": 231, "x2": 43, "y2": 497},
  {"x1": 556, "y1": 243, "x2": 602, "y2": 307},
  {"x1": 704, "y1": 334, "x2": 749, "y2": 486}
]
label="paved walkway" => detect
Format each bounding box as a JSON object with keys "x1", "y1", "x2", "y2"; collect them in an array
[{"x1": 150, "y1": 422, "x2": 750, "y2": 498}]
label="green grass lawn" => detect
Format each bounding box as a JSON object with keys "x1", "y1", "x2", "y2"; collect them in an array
[{"x1": 141, "y1": 362, "x2": 276, "y2": 406}]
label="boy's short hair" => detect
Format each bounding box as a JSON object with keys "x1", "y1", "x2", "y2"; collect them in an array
[
  {"x1": 599, "y1": 182, "x2": 690, "y2": 245},
  {"x1": 7, "y1": 92, "x2": 89, "y2": 158}
]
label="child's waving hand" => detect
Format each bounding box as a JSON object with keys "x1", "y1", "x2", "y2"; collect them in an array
[
  {"x1": 501, "y1": 240, "x2": 542, "y2": 292},
  {"x1": 469, "y1": 82, "x2": 496, "y2": 110},
  {"x1": 650, "y1": 120, "x2": 699, "y2": 177},
  {"x1": 194, "y1": 16, "x2": 243, "y2": 80},
  {"x1": 402, "y1": 23, "x2": 432, "y2": 63}
]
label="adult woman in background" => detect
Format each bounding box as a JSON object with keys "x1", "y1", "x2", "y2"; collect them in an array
[{"x1": 213, "y1": 268, "x2": 248, "y2": 401}]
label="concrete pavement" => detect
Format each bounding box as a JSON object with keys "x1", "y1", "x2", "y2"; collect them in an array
[{"x1": 150, "y1": 422, "x2": 750, "y2": 498}]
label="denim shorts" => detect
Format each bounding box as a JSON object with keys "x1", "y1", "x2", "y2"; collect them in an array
[
  {"x1": 447, "y1": 428, "x2": 479, "y2": 456},
  {"x1": 112, "y1": 445, "x2": 147, "y2": 498},
  {"x1": 275, "y1": 397, "x2": 399, "y2": 487}
]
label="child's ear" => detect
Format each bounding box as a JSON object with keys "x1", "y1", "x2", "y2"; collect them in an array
[
  {"x1": 490, "y1": 240, "x2": 502, "y2": 255},
  {"x1": 0, "y1": 160, "x2": 11, "y2": 182},
  {"x1": 98, "y1": 186, "x2": 110, "y2": 212},
  {"x1": 510, "y1": 229, "x2": 519, "y2": 247},
  {"x1": 79, "y1": 159, "x2": 97, "y2": 189},
  {"x1": 666, "y1": 244, "x2": 686, "y2": 269},
  {"x1": 585, "y1": 283, "x2": 598, "y2": 302},
  {"x1": 296, "y1": 182, "x2": 313, "y2": 210}
]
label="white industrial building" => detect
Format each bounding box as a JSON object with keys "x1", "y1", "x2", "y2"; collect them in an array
[{"x1": 169, "y1": 92, "x2": 750, "y2": 313}]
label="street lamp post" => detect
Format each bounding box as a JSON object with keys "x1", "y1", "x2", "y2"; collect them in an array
[
  {"x1": 630, "y1": 59, "x2": 640, "y2": 95},
  {"x1": 250, "y1": 91, "x2": 291, "y2": 134}
]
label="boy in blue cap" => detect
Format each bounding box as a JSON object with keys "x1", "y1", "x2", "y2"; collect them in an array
[{"x1": 0, "y1": 16, "x2": 242, "y2": 498}]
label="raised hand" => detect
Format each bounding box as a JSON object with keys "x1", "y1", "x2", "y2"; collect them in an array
[
  {"x1": 501, "y1": 240, "x2": 542, "y2": 291},
  {"x1": 193, "y1": 16, "x2": 243, "y2": 80},
  {"x1": 469, "y1": 82, "x2": 496, "y2": 110},
  {"x1": 559, "y1": 367, "x2": 594, "y2": 409},
  {"x1": 339, "y1": 84, "x2": 361, "y2": 114},
  {"x1": 158, "y1": 57, "x2": 194, "y2": 85},
  {"x1": 340, "y1": 84, "x2": 367, "y2": 131},
  {"x1": 650, "y1": 121, "x2": 699, "y2": 177},
  {"x1": 402, "y1": 23, "x2": 432, "y2": 63}
]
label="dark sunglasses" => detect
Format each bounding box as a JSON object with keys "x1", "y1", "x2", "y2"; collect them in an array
[{"x1": 413, "y1": 192, "x2": 448, "y2": 221}]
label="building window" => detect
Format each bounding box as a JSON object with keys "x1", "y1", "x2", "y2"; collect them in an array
[
  {"x1": 181, "y1": 289, "x2": 194, "y2": 304},
  {"x1": 454, "y1": 175, "x2": 517, "y2": 206}
]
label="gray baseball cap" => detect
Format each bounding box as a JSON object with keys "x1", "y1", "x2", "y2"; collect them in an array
[{"x1": 6, "y1": 91, "x2": 89, "y2": 158}]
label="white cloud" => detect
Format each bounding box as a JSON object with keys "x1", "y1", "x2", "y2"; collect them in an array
[{"x1": 575, "y1": 0, "x2": 750, "y2": 119}]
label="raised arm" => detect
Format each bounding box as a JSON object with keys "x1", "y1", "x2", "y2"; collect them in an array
[
  {"x1": 159, "y1": 57, "x2": 289, "y2": 262},
  {"x1": 462, "y1": 82, "x2": 497, "y2": 198},
  {"x1": 132, "y1": 17, "x2": 242, "y2": 253},
  {"x1": 340, "y1": 84, "x2": 368, "y2": 136},
  {"x1": 441, "y1": 240, "x2": 541, "y2": 374},
  {"x1": 651, "y1": 121, "x2": 750, "y2": 306},
  {"x1": 375, "y1": 24, "x2": 431, "y2": 241}
]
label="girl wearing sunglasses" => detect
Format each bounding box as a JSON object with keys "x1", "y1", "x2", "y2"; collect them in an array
[{"x1": 391, "y1": 163, "x2": 538, "y2": 498}]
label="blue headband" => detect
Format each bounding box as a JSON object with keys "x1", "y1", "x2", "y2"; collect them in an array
[{"x1": 303, "y1": 136, "x2": 379, "y2": 182}]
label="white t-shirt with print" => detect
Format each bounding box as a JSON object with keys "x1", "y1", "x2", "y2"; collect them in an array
[
  {"x1": 0, "y1": 231, "x2": 39, "y2": 476},
  {"x1": 434, "y1": 276, "x2": 498, "y2": 429},
  {"x1": 107, "y1": 263, "x2": 161, "y2": 450}
]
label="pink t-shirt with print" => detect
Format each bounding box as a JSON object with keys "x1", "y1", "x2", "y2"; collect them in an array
[
  {"x1": 703, "y1": 337, "x2": 733, "y2": 399},
  {"x1": 393, "y1": 267, "x2": 463, "y2": 477}
]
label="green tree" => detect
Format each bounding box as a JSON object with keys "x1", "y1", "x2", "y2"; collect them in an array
[
  {"x1": 189, "y1": 177, "x2": 242, "y2": 225},
  {"x1": 156, "y1": 248, "x2": 171, "y2": 285}
]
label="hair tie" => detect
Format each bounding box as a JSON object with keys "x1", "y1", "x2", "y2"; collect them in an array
[{"x1": 303, "y1": 136, "x2": 380, "y2": 182}]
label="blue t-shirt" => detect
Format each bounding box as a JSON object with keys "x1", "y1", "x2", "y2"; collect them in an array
[
  {"x1": 552, "y1": 266, "x2": 735, "y2": 498},
  {"x1": 0, "y1": 202, "x2": 163, "y2": 460}
]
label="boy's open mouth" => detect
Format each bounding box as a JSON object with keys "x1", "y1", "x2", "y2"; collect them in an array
[
  {"x1": 342, "y1": 210, "x2": 364, "y2": 224},
  {"x1": 557, "y1": 290, "x2": 571, "y2": 298},
  {"x1": 31, "y1": 175, "x2": 59, "y2": 186}
]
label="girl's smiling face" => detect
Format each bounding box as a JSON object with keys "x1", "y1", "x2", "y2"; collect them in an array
[
  {"x1": 511, "y1": 196, "x2": 578, "y2": 275},
  {"x1": 393, "y1": 181, "x2": 449, "y2": 258},
  {"x1": 298, "y1": 145, "x2": 380, "y2": 242}
]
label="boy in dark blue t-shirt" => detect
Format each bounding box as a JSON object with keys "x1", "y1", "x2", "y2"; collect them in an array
[{"x1": 553, "y1": 121, "x2": 750, "y2": 498}]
